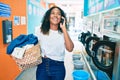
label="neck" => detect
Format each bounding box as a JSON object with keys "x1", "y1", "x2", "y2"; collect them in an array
[{"x1": 50, "y1": 24, "x2": 58, "y2": 30}]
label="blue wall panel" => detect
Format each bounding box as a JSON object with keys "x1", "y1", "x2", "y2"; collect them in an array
[{"x1": 27, "y1": 0, "x2": 47, "y2": 34}]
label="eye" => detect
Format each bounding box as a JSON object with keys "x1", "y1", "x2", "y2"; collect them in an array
[
  {"x1": 51, "y1": 12, "x2": 55, "y2": 15},
  {"x1": 58, "y1": 13, "x2": 61, "y2": 16}
]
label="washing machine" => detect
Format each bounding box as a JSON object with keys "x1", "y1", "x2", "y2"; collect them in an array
[
  {"x1": 79, "y1": 31, "x2": 91, "y2": 45},
  {"x1": 85, "y1": 34, "x2": 100, "y2": 57},
  {"x1": 84, "y1": 34, "x2": 111, "y2": 80},
  {"x1": 92, "y1": 35, "x2": 120, "y2": 80},
  {"x1": 82, "y1": 16, "x2": 120, "y2": 80}
]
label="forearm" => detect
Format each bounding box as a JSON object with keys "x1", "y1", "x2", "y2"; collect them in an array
[{"x1": 62, "y1": 29, "x2": 74, "y2": 52}]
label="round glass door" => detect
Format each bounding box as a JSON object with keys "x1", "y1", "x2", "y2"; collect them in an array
[
  {"x1": 96, "y1": 45, "x2": 113, "y2": 66},
  {"x1": 92, "y1": 41, "x2": 116, "y2": 74},
  {"x1": 85, "y1": 37, "x2": 100, "y2": 57}
]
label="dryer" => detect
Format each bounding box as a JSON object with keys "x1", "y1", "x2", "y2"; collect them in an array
[
  {"x1": 79, "y1": 31, "x2": 91, "y2": 45},
  {"x1": 81, "y1": 16, "x2": 120, "y2": 80},
  {"x1": 85, "y1": 34, "x2": 100, "y2": 57},
  {"x1": 92, "y1": 35, "x2": 120, "y2": 80},
  {"x1": 85, "y1": 35, "x2": 113, "y2": 80}
]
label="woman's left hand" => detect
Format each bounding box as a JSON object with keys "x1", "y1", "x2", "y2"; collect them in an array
[{"x1": 60, "y1": 17, "x2": 66, "y2": 31}]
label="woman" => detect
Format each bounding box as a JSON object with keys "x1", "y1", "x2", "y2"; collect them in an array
[{"x1": 35, "y1": 6, "x2": 74, "y2": 80}]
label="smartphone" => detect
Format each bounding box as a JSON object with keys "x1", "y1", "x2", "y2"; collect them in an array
[{"x1": 60, "y1": 18, "x2": 64, "y2": 24}]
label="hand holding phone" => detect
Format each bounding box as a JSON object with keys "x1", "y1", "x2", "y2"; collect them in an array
[
  {"x1": 60, "y1": 17, "x2": 66, "y2": 30},
  {"x1": 60, "y1": 18, "x2": 64, "y2": 24}
]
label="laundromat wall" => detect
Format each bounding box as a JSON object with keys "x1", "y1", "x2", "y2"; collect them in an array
[
  {"x1": 0, "y1": 0, "x2": 48, "y2": 54},
  {"x1": 83, "y1": 0, "x2": 120, "y2": 38},
  {"x1": 0, "y1": 0, "x2": 48, "y2": 80},
  {"x1": 0, "y1": 0, "x2": 27, "y2": 54},
  {"x1": 83, "y1": 8, "x2": 120, "y2": 38},
  {"x1": 0, "y1": 0, "x2": 27, "y2": 80}
]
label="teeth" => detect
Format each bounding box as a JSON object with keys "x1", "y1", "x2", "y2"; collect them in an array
[
  {"x1": 54, "y1": 18, "x2": 57, "y2": 21},
  {"x1": 53, "y1": 18, "x2": 58, "y2": 21}
]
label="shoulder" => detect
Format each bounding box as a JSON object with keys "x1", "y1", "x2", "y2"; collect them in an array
[{"x1": 35, "y1": 26, "x2": 41, "y2": 35}]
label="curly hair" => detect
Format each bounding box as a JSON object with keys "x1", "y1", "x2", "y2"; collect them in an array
[{"x1": 40, "y1": 6, "x2": 67, "y2": 34}]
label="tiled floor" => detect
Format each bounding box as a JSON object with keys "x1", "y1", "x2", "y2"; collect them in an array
[
  {"x1": 16, "y1": 66, "x2": 37, "y2": 80},
  {"x1": 16, "y1": 40, "x2": 85, "y2": 80}
]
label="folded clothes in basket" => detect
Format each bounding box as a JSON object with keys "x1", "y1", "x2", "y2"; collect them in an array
[{"x1": 11, "y1": 44, "x2": 34, "y2": 59}]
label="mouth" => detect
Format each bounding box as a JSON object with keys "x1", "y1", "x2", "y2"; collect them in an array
[{"x1": 52, "y1": 17, "x2": 59, "y2": 22}]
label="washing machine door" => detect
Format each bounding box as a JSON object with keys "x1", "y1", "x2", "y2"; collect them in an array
[
  {"x1": 85, "y1": 36, "x2": 100, "y2": 57},
  {"x1": 92, "y1": 41, "x2": 116, "y2": 78}
]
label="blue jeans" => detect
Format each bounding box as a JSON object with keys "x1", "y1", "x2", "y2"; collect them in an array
[{"x1": 36, "y1": 58, "x2": 65, "y2": 80}]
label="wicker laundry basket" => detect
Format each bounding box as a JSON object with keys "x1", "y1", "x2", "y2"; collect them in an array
[{"x1": 12, "y1": 43, "x2": 42, "y2": 71}]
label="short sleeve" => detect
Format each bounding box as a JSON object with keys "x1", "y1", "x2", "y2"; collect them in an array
[{"x1": 35, "y1": 26, "x2": 41, "y2": 40}]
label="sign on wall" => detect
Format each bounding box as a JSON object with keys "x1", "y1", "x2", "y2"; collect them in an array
[{"x1": 0, "y1": 2, "x2": 11, "y2": 17}]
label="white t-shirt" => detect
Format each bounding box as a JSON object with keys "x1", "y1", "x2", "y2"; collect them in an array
[{"x1": 35, "y1": 28, "x2": 65, "y2": 61}]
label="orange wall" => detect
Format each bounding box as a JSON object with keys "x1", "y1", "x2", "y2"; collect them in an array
[
  {"x1": 0, "y1": 54, "x2": 21, "y2": 80},
  {"x1": 0, "y1": 0, "x2": 27, "y2": 80},
  {"x1": 0, "y1": 0, "x2": 27, "y2": 54}
]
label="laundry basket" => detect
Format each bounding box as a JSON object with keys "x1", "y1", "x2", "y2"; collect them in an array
[
  {"x1": 72, "y1": 70, "x2": 90, "y2": 80},
  {"x1": 12, "y1": 43, "x2": 42, "y2": 71}
]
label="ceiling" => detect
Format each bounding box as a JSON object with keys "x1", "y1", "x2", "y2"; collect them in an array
[
  {"x1": 45, "y1": 0, "x2": 84, "y2": 12},
  {"x1": 45, "y1": 0, "x2": 84, "y2": 4}
]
